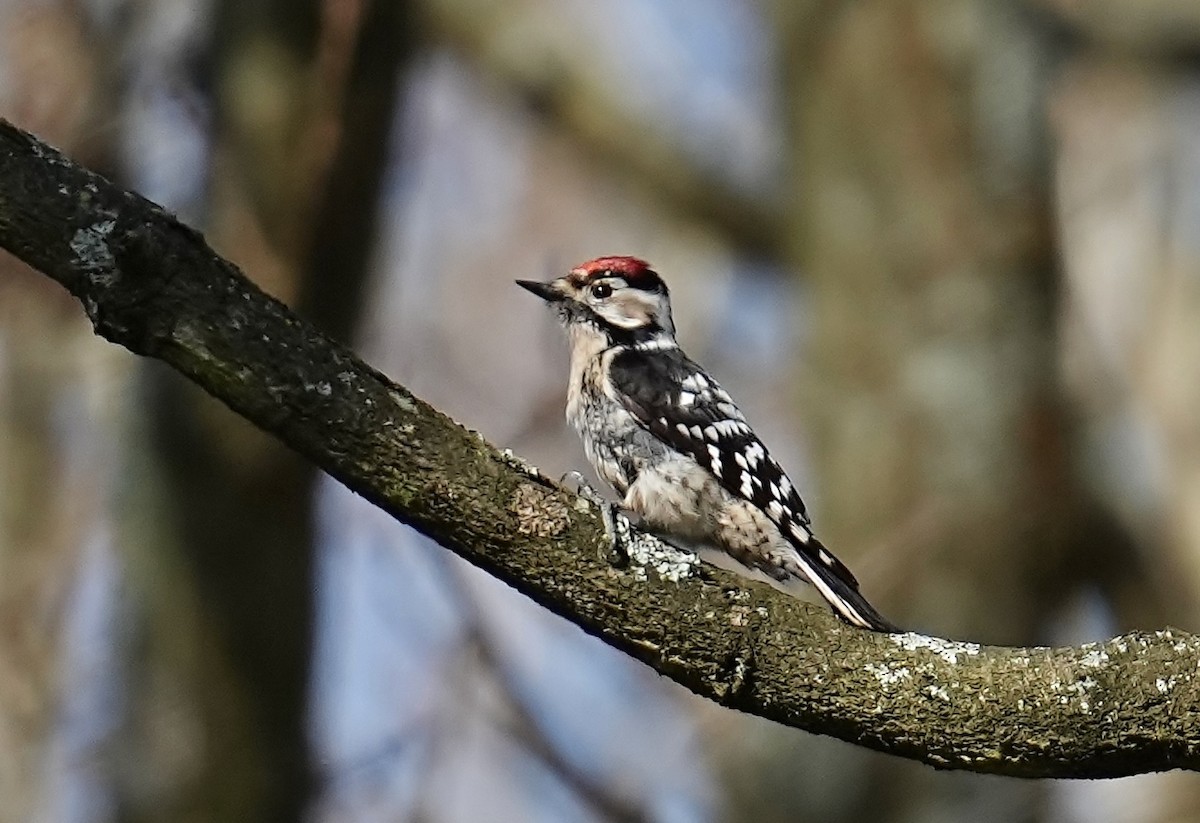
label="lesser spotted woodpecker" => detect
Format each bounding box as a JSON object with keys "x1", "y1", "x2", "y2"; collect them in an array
[{"x1": 517, "y1": 256, "x2": 897, "y2": 632}]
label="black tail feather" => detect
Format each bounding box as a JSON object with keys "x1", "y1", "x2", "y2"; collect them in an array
[
  {"x1": 801, "y1": 537, "x2": 900, "y2": 633},
  {"x1": 821, "y1": 568, "x2": 900, "y2": 632}
]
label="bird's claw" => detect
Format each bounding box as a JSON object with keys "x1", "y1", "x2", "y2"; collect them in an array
[
  {"x1": 560, "y1": 470, "x2": 601, "y2": 502},
  {"x1": 560, "y1": 470, "x2": 629, "y2": 566}
]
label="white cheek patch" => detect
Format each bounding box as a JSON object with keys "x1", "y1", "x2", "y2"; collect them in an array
[
  {"x1": 597, "y1": 307, "x2": 645, "y2": 329},
  {"x1": 596, "y1": 293, "x2": 658, "y2": 329}
]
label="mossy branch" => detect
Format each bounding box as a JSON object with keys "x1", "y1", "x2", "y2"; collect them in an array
[{"x1": 1, "y1": 118, "x2": 1198, "y2": 779}]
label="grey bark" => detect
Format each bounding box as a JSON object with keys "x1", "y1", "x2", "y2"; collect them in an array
[{"x1": 2, "y1": 119, "x2": 1200, "y2": 780}]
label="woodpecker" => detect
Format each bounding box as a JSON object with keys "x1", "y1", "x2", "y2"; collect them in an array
[{"x1": 517, "y1": 256, "x2": 897, "y2": 632}]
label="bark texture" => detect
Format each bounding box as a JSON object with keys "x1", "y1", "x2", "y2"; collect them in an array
[{"x1": 2, "y1": 119, "x2": 1199, "y2": 780}]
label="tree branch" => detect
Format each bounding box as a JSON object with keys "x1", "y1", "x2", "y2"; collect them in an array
[{"x1": 1, "y1": 118, "x2": 1198, "y2": 779}]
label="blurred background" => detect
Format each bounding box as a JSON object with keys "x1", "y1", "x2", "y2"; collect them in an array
[{"x1": 2, "y1": 0, "x2": 1200, "y2": 821}]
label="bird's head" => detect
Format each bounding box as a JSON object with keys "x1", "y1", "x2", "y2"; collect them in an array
[{"x1": 516, "y1": 256, "x2": 675, "y2": 347}]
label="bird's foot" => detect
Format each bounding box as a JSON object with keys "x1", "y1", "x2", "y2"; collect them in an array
[{"x1": 560, "y1": 471, "x2": 630, "y2": 566}]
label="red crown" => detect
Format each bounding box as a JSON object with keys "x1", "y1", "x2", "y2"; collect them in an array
[{"x1": 570, "y1": 256, "x2": 660, "y2": 289}]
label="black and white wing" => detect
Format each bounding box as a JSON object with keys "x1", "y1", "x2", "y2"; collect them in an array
[{"x1": 609, "y1": 346, "x2": 896, "y2": 631}]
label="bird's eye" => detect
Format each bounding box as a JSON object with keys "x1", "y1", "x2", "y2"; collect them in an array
[{"x1": 590, "y1": 283, "x2": 613, "y2": 299}]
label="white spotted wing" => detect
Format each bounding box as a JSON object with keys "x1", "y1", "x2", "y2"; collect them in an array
[{"x1": 608, "y1": 346, "x2": 861, "y2": 589}]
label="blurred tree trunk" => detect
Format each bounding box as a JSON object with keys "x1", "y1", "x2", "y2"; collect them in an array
[
  {"x1": 1054, "y1": 55, "x2": 1200, "y2": 645},
  {"x1": 1053, "y1": 50, "x2": 1200, "y2": 823},
  {"x1": 0, "y1": 5, "x2": 117, "y2": 821},
  {"x1": 111, "y1": 2, "x2": 412, "y2": 820},
  {"x1": 0, "y1": 270, "x2": 121, "y2": 823},
  {"x1": 758, "y1": 2, "x2": 1073, "y2": 822},
  {"x1": 787, "y1": 0, "x2": 1069, "y2": 642}
]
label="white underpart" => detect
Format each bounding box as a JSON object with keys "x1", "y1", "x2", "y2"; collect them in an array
[{"x1": 694, "y1": 545, "x2": 824, "y2": 604}]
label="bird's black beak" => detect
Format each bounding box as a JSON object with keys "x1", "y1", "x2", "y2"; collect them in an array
[{"x1": 515, "y1": 279, "x2": 565, "y2": 303}]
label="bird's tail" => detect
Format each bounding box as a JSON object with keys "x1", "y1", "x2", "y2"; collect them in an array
[{"x1": 796, "y1": 537, "x2": 900, "y2": 633}]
